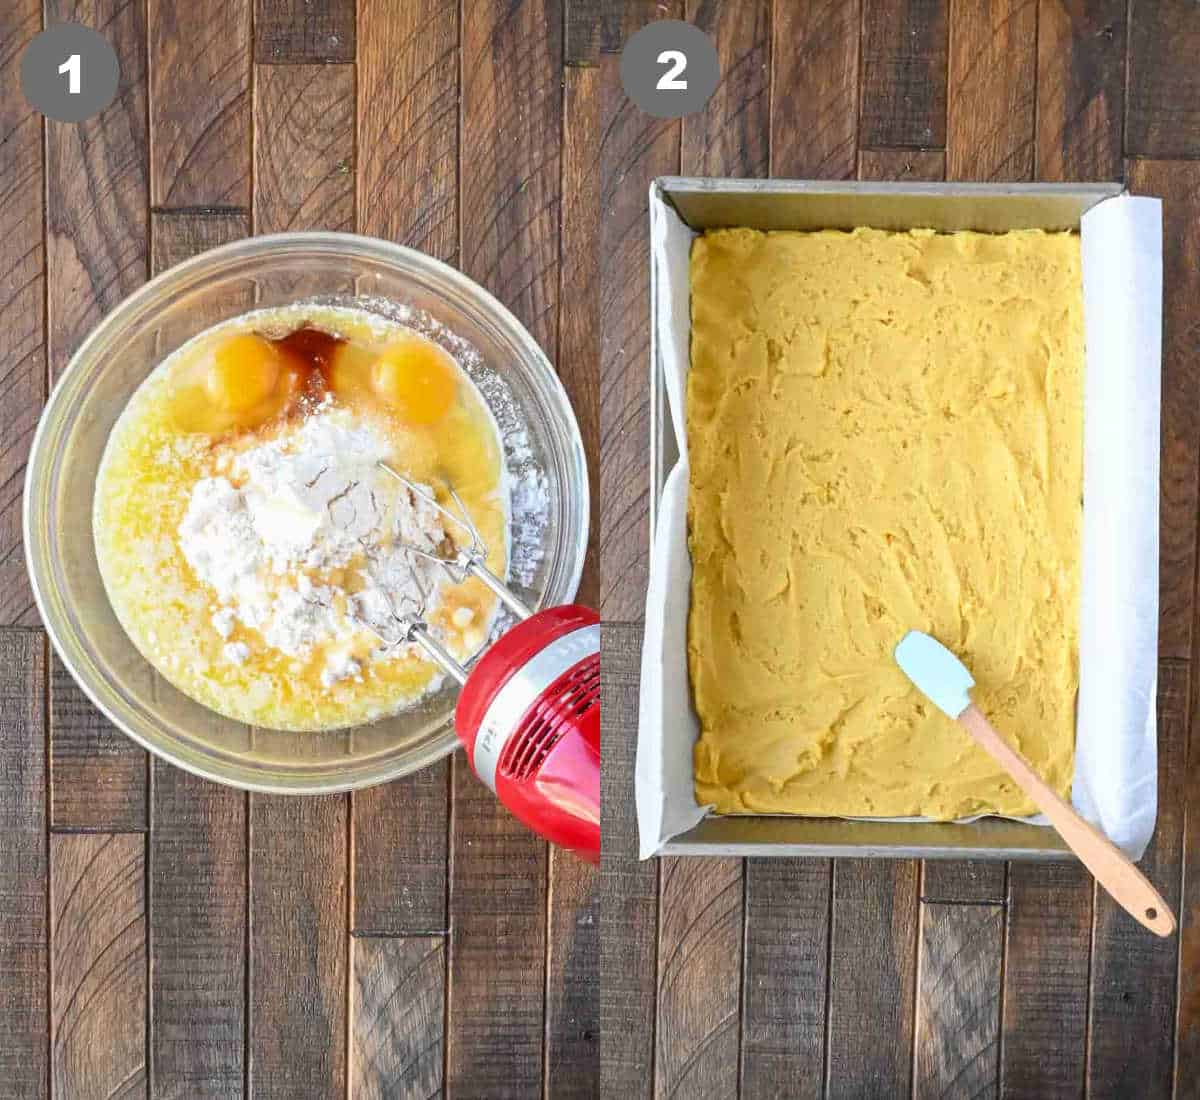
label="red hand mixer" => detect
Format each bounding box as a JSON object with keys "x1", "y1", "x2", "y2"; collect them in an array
[{"x1": 358, "y1": 466, "x2": 600, "y2": 865}]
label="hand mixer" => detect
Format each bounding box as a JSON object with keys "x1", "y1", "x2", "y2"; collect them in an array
[{"x1": 353, "y1": 464, "x2": 600, "y2": 865}]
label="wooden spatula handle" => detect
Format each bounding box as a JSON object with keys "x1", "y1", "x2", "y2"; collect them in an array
[{"x1": 958, "y1": 704, "x2": 1175, "y2": 937}]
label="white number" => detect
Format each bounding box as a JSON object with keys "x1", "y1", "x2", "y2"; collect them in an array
[
  {"x1": 58, "y1": 53, "x2": 81, "y2": 95},
  {"x1": 656, "y1": 49, "x2": 688, "y2": 91}
]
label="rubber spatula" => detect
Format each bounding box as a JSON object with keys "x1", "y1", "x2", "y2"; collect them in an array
[{"x1": 894, "y1": 630, "x2": 1175, "y2": 937}]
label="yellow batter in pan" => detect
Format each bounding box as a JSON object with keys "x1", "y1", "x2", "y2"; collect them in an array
[{"x1": 688, "y1": 227, "x2": 1083, "y2": 818}]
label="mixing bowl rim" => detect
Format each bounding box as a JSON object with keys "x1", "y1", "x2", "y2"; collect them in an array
[{"x1": 24, "y1": 230, "x2": 589, "y2": 794}]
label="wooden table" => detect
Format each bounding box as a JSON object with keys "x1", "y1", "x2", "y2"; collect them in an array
[
  {"x1": 0, "y1": 2, "x2": 598, "y2": 1097},
  {"x1": 600, "y1": 3, "x2": 1199, "y2": 1098}
]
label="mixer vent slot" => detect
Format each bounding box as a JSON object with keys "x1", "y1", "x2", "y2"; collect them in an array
[{"x1": 500, "y1": 660, "x2": 599, "y2": 782}]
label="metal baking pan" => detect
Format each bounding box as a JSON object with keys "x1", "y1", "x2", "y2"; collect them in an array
[{"x1": 648, "y1": 177, "x2": 1125, "y2": 860}]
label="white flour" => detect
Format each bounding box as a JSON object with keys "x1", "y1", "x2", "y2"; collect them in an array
[{"x1": 179, "y1": 405, "x2": 447, "y2": 686}]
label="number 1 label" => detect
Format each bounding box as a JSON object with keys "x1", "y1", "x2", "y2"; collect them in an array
[{"x1": 58, "y1": 53, "x2": 80, "y2": 95}]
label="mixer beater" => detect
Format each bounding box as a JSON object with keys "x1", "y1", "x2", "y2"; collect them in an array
[{"x1": 350, "y1": 463, "x2": 601, "y2": 864}]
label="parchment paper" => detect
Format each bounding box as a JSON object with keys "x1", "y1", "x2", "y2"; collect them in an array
[{"x1": 637, "y1": 191, "x2": 1163, "y2": 860}]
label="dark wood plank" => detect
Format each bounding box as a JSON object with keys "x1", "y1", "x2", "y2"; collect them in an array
[
  {"x1": 826, "y1": 860, "x2": 919, "y2": 1099},
  {"x1": 683, "y1": 0, "x2": 770, "y2": 178},
  {"x1": 249, "y1": 794, "x2": 348, "y2": 1098},
  {"x1": 1179, "y1": 656, "x2": 1200, "y2": 1085},
  {"x1": 858, "y1": 147, "x2": 946, "y2": 180},
  {"x1": 44, "y1": 0, "x2": 150, "y2": 830},
  {"x1": 1036, "y1": 0, "x2": 1125, "y2": 182},
  {"x1": 50, "y1": 833, "x2": 147, "y2": 1099},
  {"x1": 1086, "y1": 661, "x2": 1187, "y2": 1096},
  {"x1": 0, "y1": 1, "x2": 45, "y2": 627},
  {"x1": 601, "y1": 0, "x2": 677, "y2": 52},
  {"x1": 149, "y1": 0, "x2": 251, "y2": 207},
  {"x1": 45, "y1": 0, "x2": 148, "y2": 378},
  {"x1": 598, "y1": 624, "x2": 657, "y2": 1098},
  {"x1": 1125, "y1": 0, "x2": 1200, "y2": 159},
  {"x1": 445, "y1": 6, "x2": 561, "y2": 1094},
  {"x1": 253, "y1": 64, "x2": 355, "y2": 233},
  {"x1": 1000, "y1": 862, "x2": 1091, "y2": 1099},
  {"x1": 545, "y1": 851, "x2": 600, "y2": 1098},
  {"x1": 152, "y1": 211, "x2": 251, "y2": 271},
  {"x1": 350, "y1": 937, "x2": 445, "y2": 1100},
  {"x1": 254, "y1": 0, "x2": 355, "y2": 63},
  {"x1": 740, "y1": 859, "x2": 829, "y2": 1100},
  {"x1": 656, "y1": 857, "x2": 742, "y2": 1100},
  {"x1": 771, "y1": 0, "x2": 861, "y2": 178},
  {"x1": 914, "y1": 903, "x2": 1004, "y2": 1099},
  {"x1": 0, "y1": 631, "x2": 47, "y2": 1098},
  {"x1": 1130, "y1": 159, "x2": 1200, "y2": 662},
  {"x1": 352, "y1": 767, "x2": 449, "y2": 934},
  {"x1": 946, "y1": 0, "x2": 1038, "y2": 181},
  {"x1": 145, "y1": 208, "x2": 248, "y2": 1100},
  {"x1": 358, "y1": 0, "x2": 458, "y2": 257},
  {"x1": 150, "y1": 765, "x2": 246, "y2": 1100},
  {"x1": 352, "y1": 0, "x2": 457, "y2": 937},
  {"x1": 566, "y1": 0, "x2": 601, "y2": 65},
  {"x1": 560, "y1": 63, "x2": 601, "y2": 609},
  {"x1": 860, "y1": 0, "x2": 948, "y2": 149},
  {"x1": 923, "y1": 861, "x2": 1008, "y2": 904},
  {"x1": 598, "y1": 47, "x2": 679, "y2": 620},
  {"x1": 50, "y1": 655, "x2": 147, "y2": 830}
]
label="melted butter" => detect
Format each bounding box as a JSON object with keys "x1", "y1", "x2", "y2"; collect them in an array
[
  {"x1": 94, "y1": 305, "x2": 506, "y2": 731},
  {"x1": 688, "y1": 227, "x2": 1083, "y2": 819}
]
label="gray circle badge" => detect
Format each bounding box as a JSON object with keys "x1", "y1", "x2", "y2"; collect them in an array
[
  {"x1": 20, "y1": 23, "x2": 120, "y2": 123},
  {"x1": 620, "y1": 21, "x2": 719, "y2": 119}
]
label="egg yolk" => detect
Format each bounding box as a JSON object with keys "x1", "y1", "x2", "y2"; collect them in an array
[
  {"x1": 370, "y1": 337, "x2": 457, "y2": 425},
  {"x1": 205, "y1": 333, "x2": 282, "y2": 412}
]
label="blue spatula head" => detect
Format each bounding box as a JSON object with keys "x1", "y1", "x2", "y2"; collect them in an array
[{"x1": 894, "y1": 631, "x2": 975, "y2": 719}]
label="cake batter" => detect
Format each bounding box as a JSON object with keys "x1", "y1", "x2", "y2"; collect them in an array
[{"x1": 688, "y1": 227, "x2": 1083, "y2": 818}]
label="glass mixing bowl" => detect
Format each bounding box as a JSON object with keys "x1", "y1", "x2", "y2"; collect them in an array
[{"x1": 25, "y1": 233, "x2": 588, "y2": 793}]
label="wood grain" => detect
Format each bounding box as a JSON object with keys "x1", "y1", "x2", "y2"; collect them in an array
[
  {"x1": 1085, "y1": 661, "x2": 1187, "y2": 1096},
  {"x1": 50, "y1": 654, "x2": 147, "y2": 830},
  {"x1": 253, "y1": 64, "x2": 355, "y2": 233},
  {"x1": 771, "y1": 0, "x2": 861, "y2": 178},
  {"x1": 566, "y1": 0, "x2": 601, "y2": 65},
  {"x1": 684, "y1": 0, "x2": 770, "y2": 178},
  {"x1": 560, "y1": 63, "x2": 601, "y2": 609},
  {"x1": 858, "y1": 148, "x2": 946, "y2": 180},
  {"x1": 1129, "y1": 159, "x2": 1200, "y2": 662},
  {"x1": 1178, "y1": 653, "x2": 1200, "y2": 1086},
  {"x1": 598, "y1": 624, "x2": 657, "y2": 1099},
  {"x1": 254, "y1": 0, "x2": 355, "y2": 63},
  {"x1": 149, "y1": 0, "x2": 252, "y2": 207},
  {"x1": 826, "y1": 860, "x2": 919, "y2": 1099},
  {"x1": 923, "y1": 860, "x2": 1008, "y2": 904},
  {"x1": 50, "y1": 833, "x2": 147, "y2": 1099},
  {"x1": 860, "y1": 0, "x2": 948, "y2": 149},
  {"x1": 545, "y1": 851, "x2": 600, "y2": 1099},
  {"x1": 352, "y1": 767, "x2": 449, "y2": 935},
  {"x1": 357, "y1": 0, "x2": 458, "y2": 261},
  {"x1": 598, "y1": 50, "x2": 678, "y2": 620},
  {"x1": 740, "y1": 859, "x2": 829, "y2": 1099},
  {"x1": 656, "y1": 856, "x2": 742, "y2": 1100},
  {"x1": 1125, "y1": 0, "x2": 1200, "y2": 159},
  {"x1": 601, "y1": 0, "x2": 680, "y2": 52},
  {"x1": 0, "y1": 632, "x2": 47, "y2": 1098},
  {"x1": 946, "y1": 0, "x2": 1038, "y2": 181},
  {"x1": 151, "y1": 211, "x2": 251, "y2": 271},
  {"x1": 249, "y1": 795, "x2": 348, "y2": 1098},
  {"x1": 1000, "y1": 862, "x2": 1091, "y2": 1099},
  {"x1": 913, "y1": 903, "x2": 1003, "y2": 1099},
  {"x1": 350, "y1": 937, "x2": 445, "y2": 1100},
  {"x1": 150, "y1": 764, "x2": 247, "y2": 1100},
  {"x1": 0, "y1": 0, "x2": 44, "y2": 627},
  {"x1": 45, "y1": 0, "x2": 148, "y2": 380},
  {"x1": 1036, "y1": 0, "x2": 1125, "y2": 182}
]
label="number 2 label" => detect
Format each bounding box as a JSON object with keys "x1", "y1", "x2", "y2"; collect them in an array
[
  {"x1": 656, "y1": 49, "x2": 688, "y2": 91},
  {"x1": 58, "y1": 53, "x2": 80, "y2": 94}
]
